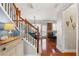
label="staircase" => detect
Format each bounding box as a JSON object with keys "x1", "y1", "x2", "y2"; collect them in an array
[
  {"x1": 15, "y1": 17, "x2": 40, "y2": 55},
  {"x1": 20, "y1": 17, "x2": 40, "y2": 54},
  {"x1": 14, "y1": 17, "x2": 40, "y2": 55},
  {"x1": 12, "y1": 4, "x2": 40, "y2": 55}
]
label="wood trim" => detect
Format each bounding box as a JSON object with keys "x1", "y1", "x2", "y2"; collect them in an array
[
  {"x1": 20, "y1": 17, "x2": 40, "y2": 53},
  {"x1": 37, "y1": 27, "x2": 39, "y2": 53},
  {"x1": 20, "y1": 17, "x2": 38, "y2": 30},
  {"x1": 0, "y1": 36, "x2": 22, "y2": 45},
  {"x1": 13, "y1": 3, "x2": 17, "y2": 9},
  {"x1": 12, "y1": 3, "x2": 40, "y2": 53},
  {"x1": 13, "y1": 3, "x2": 20, "y2": 27}
]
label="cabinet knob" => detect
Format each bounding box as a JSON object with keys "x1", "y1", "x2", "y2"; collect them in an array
[{"x1": 2, "y1": 47, "x2": 6, "y2": 51}]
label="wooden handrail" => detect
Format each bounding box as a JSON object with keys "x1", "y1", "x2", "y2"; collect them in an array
[
  {"x1": 20, "y1": 17, "x2": 38, "y2": 30},
  {"x1": 37, "y1": 27, "x2": 39, "y2": 53},
  {"x1": 13, "y1": 3, "x2": 38, "y2": 31},
  {"x1": 13, "y1": 3, "x2": 17, "y2": 9},
  {"x1": 13, "y1": 3, "x2": 39, "y2": 53},
  {"x1": 20, "y1": 17, "x2": 40, "y2": 53},
  {"x1": 13, "y1": 3, "x2": 20, "y2": 27}
]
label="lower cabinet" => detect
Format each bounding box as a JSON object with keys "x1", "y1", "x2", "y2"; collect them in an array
[
  {"x1": 15, "y1": 40, "x2": 24, "y2": 56},
  {"x1": 0, "y1": 40, "x2": 24, "y2": 56},
  {"x1": 9, "y1": 48, "x2": 16, "y2": 56},
  {"x1": 3, "y1": 48, "x2": 16, "y2": 56}
]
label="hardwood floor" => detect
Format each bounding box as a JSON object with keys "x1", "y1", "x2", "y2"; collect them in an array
[{"x1": 41, "y1": 38, "x2": 76, "y2": 56}]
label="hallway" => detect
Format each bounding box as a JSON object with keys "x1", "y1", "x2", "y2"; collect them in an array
[
  {"x1": 0, "y1": 3, "x2": 78, "y2": 56},
  {"x1": 41, "y1": 38, "x2": 76, "y2": 56}
]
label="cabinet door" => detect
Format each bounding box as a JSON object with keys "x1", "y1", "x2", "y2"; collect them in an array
[
  {"x1": 9, "y1": 48, "x2": 16, "y2": 56},
  {"x1": 3, "y1": 52, "x2": 9, "y2": 56},
  {"x1": 0, "y1": 53, "x2": 3, "y2": 56},
  {"x1": 15, "y1": 41, "x2": 24, "y2": 56},
  {"x1": 0, "y1": 40, "x2": 23, "y2": 56}
]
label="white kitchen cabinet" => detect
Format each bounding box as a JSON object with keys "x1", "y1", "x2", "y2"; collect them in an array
[
  {"x1": 0, "y1": 39, "x2": 24, "y2": 56},
  {"x1": 15, "y1": 40, "x2": 24, "y2": 56},
  {"x1": 0, "y1": 52, "x2": 3, "y2": 56},
  {"x1": 3, "y1": 52, "x2": 9, "y2": 56},
  {"x1": 9, "y1": 47, "x2": 16, "y2": 56}
]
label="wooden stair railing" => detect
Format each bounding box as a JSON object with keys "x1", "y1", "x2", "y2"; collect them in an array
[
  {"x1": 14, "y1": 17, "x2": 40, "y2": 53},
  {"x1": 1, "y1": 3, "x2": 20, "y2": 31},
  {"x1": 19, "y1": 17, "x2": 40, "y2": 53},
  {"x1": 12, "y1": 3, "x2": 40, "y2": 53},
  {"x1": 13, "y1": 3, "x2": 20, "y2": 27},
  {"x1": 20, "y1": 17, "x2": 38, "y2": 30}
]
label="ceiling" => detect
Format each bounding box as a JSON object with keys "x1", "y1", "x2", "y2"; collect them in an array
[
  {"x1": 15, "y1": 3, "x2": 72, "y2": 22},
  {"x1": 29, "y1": 20, "x2": 56, "y2": 25}
]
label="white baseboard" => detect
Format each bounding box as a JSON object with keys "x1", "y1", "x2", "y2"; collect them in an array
[
  {"x1": 56, "y1": 45, "x2": 63, "y2": 52},
  {"x1": 24, "y1": 53, "x2": 40, "y2": 56},
  {"x1": 56, "y1": 46, "x2": 76, "y2": 53},
  {"x1": 62, "y1": 49, "x2": 76, "y2": 52}
]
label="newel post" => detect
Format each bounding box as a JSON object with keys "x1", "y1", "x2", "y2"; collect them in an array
[{"x1": 37, "y1": 27, "x2": 39, "y2": 53}]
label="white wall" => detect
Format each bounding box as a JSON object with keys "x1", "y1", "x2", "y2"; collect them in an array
[
  {"x1": 57, "y1": 4, "x2": 77, "y2": 52},
  {"x1": 42, "y1": 25, "x2": 47, "y2": 37},
  {"x1": 23, "y1": 39, "x2": 38, "y2": 56},
  {"x1": 53, "y1": 23, "x2": 57, "y2": 31},
  {"x1": 63, "y1": 4, "x2": 77, "y2": 52},
  {"x1": 77, "y1": 4, "x2": 79, "y2": 56},
  {"x1": 57, "y1": 12, "x2": 64, "y2": 52}
]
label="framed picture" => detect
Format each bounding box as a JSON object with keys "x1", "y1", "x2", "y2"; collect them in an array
[
  {"x1": 66, "y1": 21, "x2": 69, "y2": 27},
  {"x1": 72, "y1": 23, "x2": 76, "y2": 30},
  {"x1": 70, "y1": 16, "x2": 73, "y2": 23}
]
